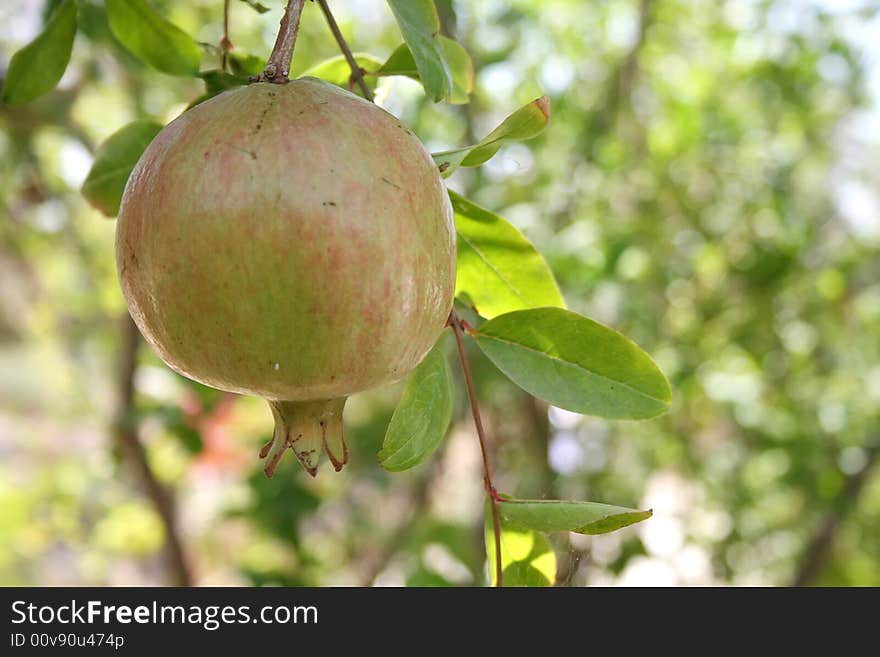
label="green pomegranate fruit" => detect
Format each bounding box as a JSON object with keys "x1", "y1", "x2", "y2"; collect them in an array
[{"x1": 116, "y1": 78, "x2": 456, "y2": 477}]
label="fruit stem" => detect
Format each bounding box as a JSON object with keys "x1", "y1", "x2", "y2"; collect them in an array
[
  {"x1": 449, "y1": 309, "x2": 504, "y2": 588},
  {"x1": 259, "y1": 0, "x2": 307, "y2": 84},
  {"x1": 315, "y1": 0, "x2": 374, "y2": 101}
]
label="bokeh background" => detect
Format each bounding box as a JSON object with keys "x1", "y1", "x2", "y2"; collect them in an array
[{"x1": 2, "y1": 0, "x2": 879, "y2": 586}]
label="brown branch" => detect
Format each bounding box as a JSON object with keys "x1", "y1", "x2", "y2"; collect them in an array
[
  {"x1": 792, "y1": 445, "x2": 879, "y2": 586},
  {"x1": 449, "y1": 310, "x2": 503, "y2": 587},
  {"x1": 114, "y1": 315, "x2": 193, "y2": 586},
  {"x1": 259, "y1": 0, "x2": 307, "y2": 83},
  {"x1": 220, "y1": 0, "x2": 233, "y2": 72},
  {"x1": 359, "y1": 463, "x2": 437, "y2": 586},
  {"x1": 315, "y1": 0, "x2": 374, "y2": 101},
  {"x1": 611, "y1": 0, "x2": 655, "y2": 121}
]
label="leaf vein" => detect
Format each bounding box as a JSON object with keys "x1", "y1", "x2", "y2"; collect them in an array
[
  {"x1": 475, "y1": 332, "x2": 668, "y2": 406},
  {"x1": 458, "y1": 232, "x2": 530, "y2": 305}
]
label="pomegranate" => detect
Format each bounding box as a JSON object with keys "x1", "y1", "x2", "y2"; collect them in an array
[{"x1": 116, "y1": 78, "x2": 456, "y2": 477}]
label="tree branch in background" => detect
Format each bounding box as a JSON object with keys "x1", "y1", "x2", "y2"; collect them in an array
[
  {"x1": 359, "y1": 462, "x2": 438, "y2": 586},
  {"x1": 793, "y1": 445, "x2": 879, "y2": 586},
  {"x1": 315, "y1": 0, "x2": 374, "y2": 101},
  {"x1": 259, "y1": 0, "x2": 306, "y2": 83},
  {"x1": 607, "y1": 0, "x2": 656, "y2": 124},
  {"x1": 553, "y1": 0, "x2": 656, "y2": 227},
  {"x1": 114, "y1": 315, "x2": 193, "y2": 586}
]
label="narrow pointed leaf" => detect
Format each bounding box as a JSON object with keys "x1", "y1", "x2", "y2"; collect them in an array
[
  {"x1": 440, "y1": 37, "x2": 474, "y2": 104},
  {"x1": 200, "y1": 70, "x2": 250, "y2": 94},
  {"x1": 301, "y1": 53, "x2": 384, "y2": 93},
  {"x1": 433, "y1": 96, "x2": 550, "y2": 176},
  {"x1": 379, "y1": 340, "x2": 454, "y2": 472},
  {"x1": 228, "y1": 52, "x2": 266, "y2": 77},
  {"x1": 106, "y1": 0, "x2": 201, "y2": 76},
  {"x1": 1, "y1": 0, "x2": 77, "y2": 105},
  {"x1": 472, "y1": 307, "x2": 671, "y2": 419},
  {"x1": 385, "y1": 0, "x2": 451, "y2": 101},
  {"x1": 378, "y1": 37, "x2": 473, "y2": 104},
  {"x1": 485, "y1": 510, "x2": 556, "y2": 587},
  {"x1": 451, "y1": 192, "x2": 564, "y2": 319},
  {"x1": 498, "y1": 498, "x2": 653, "y2": 535},
  {"x1": 187, "y1": 69, "x2": 253, "y2": 109},
  {"x1": 377, "y1": 43, "x2": 419, "y2": 77},
  {"x1": 82, "y1": 121, "x2": 163, "y2": 217}
]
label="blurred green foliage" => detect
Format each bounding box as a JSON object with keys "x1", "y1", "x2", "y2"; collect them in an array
[{"x1": 1, "y1": 0, "x2": 879, "y2": 586}]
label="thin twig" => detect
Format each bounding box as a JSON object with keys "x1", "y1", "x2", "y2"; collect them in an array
[
  {"x1": 449, "y1": 310, "x2": 503, "y2": 587},
  {"x1": 220, "y1": 0, "x2": 233, "y2": 72},
  {"x1": 315, "y1": 0, "x2": 374, "y2": 101},
  {"x1": 115, "y1": 315, "x2": 193, "y2": 586},
  {"x1": 259, "y1": 0, "x2": 307, "y2": 83}
]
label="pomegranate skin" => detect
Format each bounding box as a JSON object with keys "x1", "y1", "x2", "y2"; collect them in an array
[{"x1": 116, "y1": 78, "x2": 455, "y2": 474}]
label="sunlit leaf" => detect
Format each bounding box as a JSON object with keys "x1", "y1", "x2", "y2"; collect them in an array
[
  {"x1": 433, "y1": 96, "x2": 550, "y2": 176},
  {"x1": 451, "y1": 192, "x2": 565, "y2": 319},
  {"x1": 1, "y1": 0, "x2": 77, "y2": 105},
  {"x1": 471, "y1": 307, "x2": 671, "y2": 419},
  {"x1": 81, "y1": 121, "x2": 163, "y2": 217},
  {"x1": 378, "y1": 37, "x2": 473, "y2": 103},
  {"x1": 301, "y1": 53, "x2": 384, "y2": 93},
  {"x1": 385, "y1": 0, "x2": 451, "y2": 101},
  {"x1": 106, "y1": 0, "x2": 201, "y2": 76},
  {"x1": 379, "y1": 339, "x2": 453, "y2": 472},
  {"x1": 485, "y1": 510, "x2": 556, "y2": 587},
  {"x1": 498, "y1": 498, "x2": 653, "y2": 535}
]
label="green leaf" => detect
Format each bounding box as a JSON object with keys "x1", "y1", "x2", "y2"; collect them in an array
[
  {"x1": 485, "y1": 510, "x2": 556, "y2": 587},
  {"x1": 433, "y1": 96, "x2": 551, "y2": 176},
  {"x1": 439, "y1": 37, "x2": 473, "y2": 105},
  {"x1": 300, "y1": 53, "x2": 384, "y2": 93},
  {"x1": 201, "y1": 70, "x2": 250, "y2": 94},
  {"x1": 229, "y1": 52, "x2": 266, "y2": 77},
  {"x1": 1, "y1": 0, "x2": 77, "y2": 105},
  {"x1": 239, "y1": 0, "x2": 270, "y2": 13},
  {"x1": 498, "y1": 498, "x2": 653, "y2": 535},
  {"x1": 378, "y1": 339, "x2": 453, "y2": 472},
  {"x1": 106, "y1": 0, "x2": 201, "y2": 76},
  {"x1": 187, "y1": 70, "x2": 251, "y2": 109},
  {"x1": 385, "y1": 0, "x2": 451, "y2": 102},
  {"x1": 471, "y1": 307, "x2": 672, "y2": 419},
  {"x1": 377, "y1": 44, "x2": 419, "y2": 77},
  {"x1": 81, "y1": 120, "x2": 163, "y2": 217},
  {"x1": 451, "y1": 191, "x2": 565, "y2": 319},
  {"x1": 378, "y1": 37, "x2": 473, "y2": 104}
]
